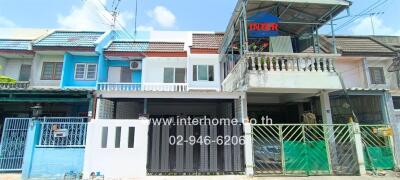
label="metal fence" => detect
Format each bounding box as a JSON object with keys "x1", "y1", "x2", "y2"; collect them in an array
[
  {"x1": 38, "y1": 117, "x2": 88, "y2": 147},
  {"x1": 252, "y1": 124, "x2": 359, "y2": 176},
  {"x1": 359, "y1": 125, "x2": 395, "y2": 170},
  {"x1": 0, "y1": 118, "x2": 30, "y2": 172}
]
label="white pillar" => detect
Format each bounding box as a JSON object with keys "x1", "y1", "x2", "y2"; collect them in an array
[
  {"x1": 353, "y1": 123, "x2": 367, "y2": 175},
  {"x1": 320, "y1": 90, "x2": 333, "y2": 124},
  {"x1": 239, "y1": 93, "x2": 254, "y2": 176}
]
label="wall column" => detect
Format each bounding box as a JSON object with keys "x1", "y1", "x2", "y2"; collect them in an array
[
  {"x1": 21, "y1": 120, "x2": 41, "y2": 179},
  {"x1": 352, "y1": 122, "x2": 367, "y2": 175},
  {"x1": 239, "y1": 93, "x2": 253, "y2": 176}
]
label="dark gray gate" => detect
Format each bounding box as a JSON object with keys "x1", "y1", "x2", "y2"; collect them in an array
[{"x1": 0, "y1": 118, "x2": 30, "y2": 171}]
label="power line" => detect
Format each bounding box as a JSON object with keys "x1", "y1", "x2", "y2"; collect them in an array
[{"x1": 334, "y1": 0, "x2": 388, "y2": 32}]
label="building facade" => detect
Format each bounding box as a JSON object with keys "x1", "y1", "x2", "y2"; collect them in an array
[{"x1": 0, "y1": 0, "x2": 398, "y2": 179}]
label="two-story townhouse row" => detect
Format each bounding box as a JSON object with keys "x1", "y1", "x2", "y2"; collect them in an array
[{"x1": 0, "y1": 30, "x2": 105, "y2": 175}]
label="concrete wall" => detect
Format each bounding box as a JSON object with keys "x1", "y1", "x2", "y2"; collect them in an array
[
  {"x1": 142, "y1": 57, "x2": 187, "y2": 83},
  {"x1": 31, "y1": 54, "x2": 63, "y2": 87},
  {"x1": 188, "y1": 54, "x2": 221, "y2": 91},
  {"x1": 29, "y1": 148, "x2": 84, "y2": 178},
  {"x1": 22, "y1": 121, "x2": 85, "y2": 179},
  {"x1": 83, "y1": 119, "x2": 149, "y2": 179},
  {"x1": 0, "y1": 56, "x2": 33, "y2": 80},
  {"x1": 365, "y1": 57, "x2": 399, "y2": 90},
  {"x1": 335, "y1": 57, "x2": 367, "y2": 88},
  {"x1": 61, "y1": 53, "x2": 98, "y2": 88}
]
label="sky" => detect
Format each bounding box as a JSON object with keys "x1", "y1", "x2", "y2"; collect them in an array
[{"x1": 0, "y1": 0, "x2": 399, "y2": 36}]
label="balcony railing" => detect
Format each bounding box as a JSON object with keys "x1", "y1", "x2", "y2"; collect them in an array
[
  {"x1": 0, "y1": 81, "x2": 29, "y2": 89},
  {"x1": 222, "y1": 52, "x2": 340, "y2": 92},
  {"x1": 97, "y1": 82, "x2": 188, "y2": 92}
]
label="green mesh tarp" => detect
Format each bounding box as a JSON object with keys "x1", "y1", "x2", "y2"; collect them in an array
[
  {"x1": 283, "y1": 140, "x2": 330, "y2": 174},
  {"x1": 364, "y1": 146, "x2": 394, "y2": 170}
]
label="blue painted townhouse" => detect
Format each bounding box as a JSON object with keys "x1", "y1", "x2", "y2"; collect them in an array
[{"x1": 0, "y1": 30, "x2": 107, "y2": 178}]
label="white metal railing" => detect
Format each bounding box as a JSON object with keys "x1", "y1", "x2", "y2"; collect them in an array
[
  {"x1": 222, "y1": 52, "x2": 340, "y2": 92},
  {"x1": 97, "y1": 82, "x2": 188, "y2": 92},
  {"x1": 0, "y1": 81, "x2": 29, "y2": 89},
  {"x1": 37, "y1": 117, "x2": 88, "y2": 148}
]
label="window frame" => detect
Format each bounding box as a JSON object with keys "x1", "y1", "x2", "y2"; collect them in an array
[
  {"x1": 41, "y1": 62, "x2": 63, "y2": 80},
  {"x1": 193, "y1": 65, "x2": 214, "y2": 82},
  {"x1": 369, "y1": 67, "x2": 386, "y2": 85},
  {"x1": 163, "y1": 67, "x2": 186, "y2": 83},
  {"x1": 74, "y1": 63, "x2": 97, "y2": 81},
  {"x1": 19, "y1": 64, "x2": 31, "y2": 81}
]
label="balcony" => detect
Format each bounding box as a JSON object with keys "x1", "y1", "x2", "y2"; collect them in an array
[
  {"x1": 0, "y1": 81, "x2": 30, "y2": 89},
  {"x1": 97, "y1": 83, "x2": 188, "y2": 92},
  {"x1": 222, "y1": 52, "x2": 342, "y2": 93}
]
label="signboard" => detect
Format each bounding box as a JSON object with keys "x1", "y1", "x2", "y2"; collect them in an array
[
  {"x1": 54, "y1": 129, "x2": 69, "y2": 138},
  {"x1": 247, "y1": 12, "x2": 280, "y2": 38}
]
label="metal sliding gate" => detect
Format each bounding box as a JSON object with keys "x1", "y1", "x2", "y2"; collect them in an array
[
  {"x1": 147, "y1": 123, "x2": 245, "y2": 175},
  {"x1": 360, "y1": 125, "x2": 395, "y2": 170},
  {"x1": 252, "y1": 124, "x2": 360, "y2": 176},
  {"x1": 0, "y1": 118, "x2": 30, "y2": 171}
]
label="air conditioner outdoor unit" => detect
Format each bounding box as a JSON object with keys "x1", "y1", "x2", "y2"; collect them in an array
[{"x1": 130, "y1": 61, "x2": 142, "y2": 70}]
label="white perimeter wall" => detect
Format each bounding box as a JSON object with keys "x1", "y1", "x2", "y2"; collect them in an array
[
  {"x1": 31, "y1": 54, "x2": 63, "y2": 87},
  {"x1": 188, "y1": 54, "x2": 221, "y2": 91},
  {"x1": 83, "y1": 119, "x2": 149, "y2": 179},
  {"x1": 142, "y1": 57, "x2": 187, "y2": 83}
]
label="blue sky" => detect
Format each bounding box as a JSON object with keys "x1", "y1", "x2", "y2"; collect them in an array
[{"x1": 0, "y1": 0, "x2": 399, "y2": 35}]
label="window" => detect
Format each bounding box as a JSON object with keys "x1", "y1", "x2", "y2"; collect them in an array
[
  {"x1": 163, "y1": 68, "x2": 186, "y2": 83},
  {"x1": 393, "y1": 97, "x2": 400, "y2": 110},
  {"x1": 120, "y1": 67, "x2": 132, "y2": 82},
  {"x1": 101, "y1": 127, "x2": 108, "y2": 148},
  {"x1": 115, "y1": 126, "x2": 121, "y2": 148},
  {"x1": 193, "y1": 65, "x2": 214, "y2": 81},
  {"x1": 41, "y1": 62, "x2": 63, "y2": 80},
  {"x1": 19, "y1": 64, "x2": 31, "y2": 81},
  {"x1": 74, "y1": 63, "x2": 97, "y2": 80},
  {"x1": 369, "y1": 67, "x2": 385, "y2": 84},
  {"x1": 128, "y1": 127, "x2": 135, "y2": 148}
]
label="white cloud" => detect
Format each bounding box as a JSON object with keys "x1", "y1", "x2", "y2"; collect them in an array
[
  {"x1": 351, "y1": 16, "x2": 400, "y2": 36},
  {"x1": 57, "y1": 0, "x2": 133, "y2": 30},
  {"x1": 0, "y1": 16, "x2": 16, "y2": 28},
  {"x1": 137, "y1": 25, "x2": 155, "y2": 31},
  {"x1": 147, "y1": 6, "x2": 176, "y2": 28}
]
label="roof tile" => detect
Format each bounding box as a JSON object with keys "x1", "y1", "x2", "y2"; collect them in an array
[
  {"x1": 105, "y1": 41, "x2": 185, "y2": 52},
  {"x1": 0, "y1": 40, "x2": 31, "y2": 50},
  {"x1": 192, "y1": 33, "x2": 224, "y2": 49},
  {"x1": 34, "y1": 31, "x2": 104, "y2": 47}
]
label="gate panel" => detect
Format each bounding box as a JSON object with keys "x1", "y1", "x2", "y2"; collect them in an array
[
  {"x1": 252, "y1": 124, "x2": 359, "y2": 176},
  {"x1": 0, "y1": 118, "x2": 30, "y2": 171},
  {"x1": 360, "y1": 125, "x2": 395, "y2": 170}
]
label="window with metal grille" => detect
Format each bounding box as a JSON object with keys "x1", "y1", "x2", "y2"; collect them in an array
[
  {"x1": 19, "y1": 64, "x2": 31, "y2": 81},
  {"x1": 369, "y1": 67, "x2": 385, "y2": 84},
  {"x1": 74, "y1": 63, "x2": 97, "y2": 80},
  {"x1": 41, "y1": 62, "x2": 63, "y2": 80}
]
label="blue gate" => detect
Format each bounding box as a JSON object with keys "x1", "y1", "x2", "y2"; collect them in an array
[{"x1": 0, "y1": 118, "x2": 30, "y2": 171}]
